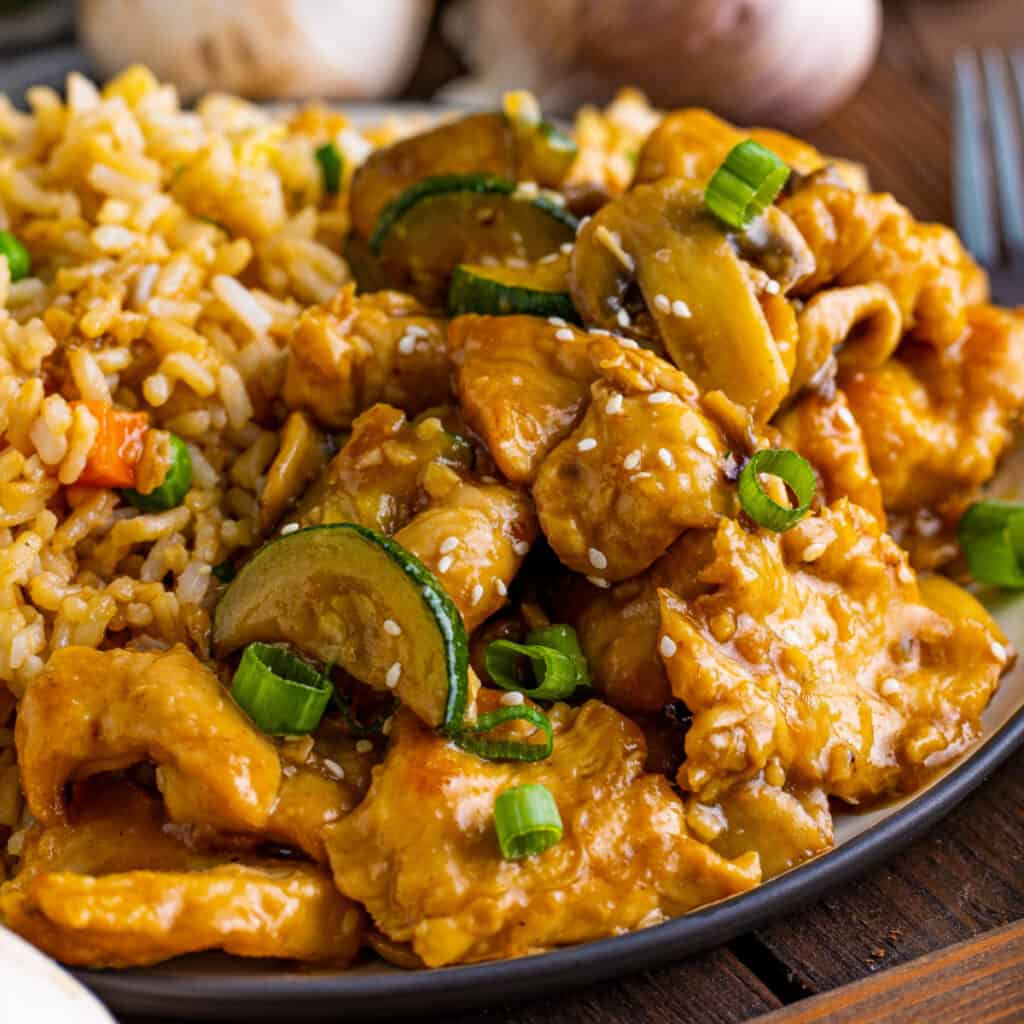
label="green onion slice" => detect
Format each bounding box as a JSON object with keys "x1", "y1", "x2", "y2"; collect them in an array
[
  {"x1": 455, "y1": 705, "x2": 554, "y2": 762},
  {"x1": 122, "y1": 433, "x2": 193, "y2": 511},
  {"x1": 0, "y1": 229, "x2": 31, "y2": 282},
  {"x1": 958, "y1": 501, "x2": 1024, "y2": 588},
  {"x1": 231, "y1": 642, "x2": 333, "y2": 735},
  {"x1": 738, "y1": 448, "x2": 815, "y2": 532},
  {"x1": 705, "y1": 139, "x2": 791, "y2": 230},
  {"x1": 315, "y1": 141, "x2": 344, "y2": 195},
  {"x1": 484, "y1": 624, "x2": 590, "y2": 701},
  {"x1": 494, "y1": 783, "x2": 563, "y2": 860}
]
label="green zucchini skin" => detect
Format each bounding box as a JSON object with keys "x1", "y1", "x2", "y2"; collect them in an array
[
  {"x1": 447, "y1": 264, "x2": 581, "y2": 323},
  {"x1": 370, "y1": 173, "x2": 516, "y2": 254},
  {"x1": 212, "y1": 523, "x2": 469, "y2": 735}
]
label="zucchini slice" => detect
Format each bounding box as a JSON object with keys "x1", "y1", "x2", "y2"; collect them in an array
[
  {"x1": 448, "y1": 253, "x2": 580, "y2": 322},
  {"x1": 369, "y1": 174, "x2": 578, "y2": 307},
  {"x1": 349, "y1": 111, "x2": 578, "y2": 242},
  {"x1": 212, "y1": 524, "x2": 468, "y2": 733}
]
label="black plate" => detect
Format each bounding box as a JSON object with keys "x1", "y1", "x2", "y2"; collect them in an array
[{"x1": 77, "y1": 703, "x2": 1024, "y2": 1023}]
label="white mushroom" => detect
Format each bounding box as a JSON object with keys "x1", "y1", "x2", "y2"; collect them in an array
[{"x1": 78, "y1": 0, "x2": 435, "y2": 101}]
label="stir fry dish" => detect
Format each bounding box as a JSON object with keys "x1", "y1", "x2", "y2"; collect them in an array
[{"x1": 0, "y1": 70, "x2": 1021, "y2": 971}]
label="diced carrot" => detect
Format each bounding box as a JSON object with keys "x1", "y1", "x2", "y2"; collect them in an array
[{"x1": 74, "y1": 400, "x2": 149, "y2": 489}]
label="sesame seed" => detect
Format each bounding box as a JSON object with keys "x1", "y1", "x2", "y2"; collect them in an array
[
  {"x1": 589, "y1": 327, "x2": 611, "y2": 336},
  {"x1": 605, "y1": 393, "x2": 624, "y2": 415},
  {"x1": 655, "y1": 247, "x2": 671, "y2": 262},
  {"x1": 880, "y1": 677, "x2": 901, "y2": 697},
  {"x1": 695, "y1": 436, "x2": 716, "y2": 456},
  {"x1": 323, "y1": 759, "x2": 346, "y2": 780},
  {"x1": 659, "y1": 635, "x2": 677, "y2": 658},
  {"x1": 616, "y1": 308, "x2": 631, "y2": 328},
  {"x1": 404, "y1": 325, "x2": 429, "y2": 337},
  {"x1": 657, "y1": 447, "x2": 675, "y2": 468},
  {"x1": 588, "y1": 547, "x2": 608, "y2": 570},
  {"x1": 437, "y1": 555, "x2": 454, "y2": 574},
  {"x1": 548, "y1": 316, "x2": 567, "y2": 327},
  {"x1": 281, "y1": 522, "x2": 299, "y2": 535},
  {"x1": 764, "y1": 279, "x2": 781, "y2": 295},
  {"x1": 500, "y1": 691, "x2": 525, "y2": 706},
  {"x1": 513, "y1": 540, "x2": 530, "y2": 556},
  {"x1": 397, "y1": 334, "x2": 416, "y2": 355},
  {"x1": 623, "y1": 449, "x2": 642, "y2": 470},
  {"x1": 385, "y1": 662, "x2": 402, "y2": 688},
  {"x1": 383, "y1": 618, "x2": 402, "y2": 637},
  {"x1": 990, "y1": 640, "x2": 1008, "y2": 661},
  {"x1": 586, "y1": 575, "x2": 611, "y2": 589},
  {"x1": 836, "y1": 406, "x2": 857, "y2": 429},
  {"x1": 618, "y1": 338, "x2": 639, "y2": 349},
  {"x1": 355, "y1": 739, "x2": 374, "y2": 754},
  {"x1": 481, "y1": 475, "x2": 497, "y2": 484},
  {"x1": 382, "y1": 717, "x2": 393, "y2": 736},
  {"x1": 671, "y1": 299, "x2": 692, "y2": 318},
  {"x1": 555, "y1": 328, "x2": 574, "y2": 341},
  {"x1": 496, "y1": 579, "x2": 508, "y2": 596},
  {"x1": 440, "y1": 536, "x2": 459, "y2": 554},
  {"x1": 801, "y1": 541, "x2": 828, "y2": 562},
  {"x1": 539, "y1": 252, "x2": 560, "y2": 264},
  {"x1": 471, "y1": 583, "x2": 484, "y2": 605},
  {"x1": 653, "y1": 293, "x2": 671, "y2": 313},
  {"x1": 648, "y1": 391, "x2": 672, "y2": 404},
  {"x1": 560, "y1": 242, "x2": 574, "y2": 254},
  {"x1": 577, "y1": 436, "x2": 598, "y2": 452}
]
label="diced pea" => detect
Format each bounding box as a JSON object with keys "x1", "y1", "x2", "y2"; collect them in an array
[
  {"x1": 122, "y1": 433, "x2": 193, "y2": 511},
  {"x1": 0, "y1": 230, "x2": 31, "y2": 282}
]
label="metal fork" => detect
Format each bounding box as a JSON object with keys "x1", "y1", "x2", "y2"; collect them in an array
[{"x1": 954, "y1": 49, "x2": 1024, "y2": 305}]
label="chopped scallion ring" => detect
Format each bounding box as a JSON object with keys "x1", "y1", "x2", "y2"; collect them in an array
[
  {"x1": 705, "y1": 139, "x2": 791, "y2": 230},
  {"x1": 122, "y1": 433, "x2": 192, "y2": 511},
  {"x1": 485, "y1": 624, "x2": 590, "y2": 700},
  {"x1": 231, "y1": 642, "x2": 333, "y2": 735},
  {"x1": 315, "y1": 141, "x2": 344, "y2": 195},
  {"x1": 958, "y1": 501, "x2": 1024, "y2": 588},
  {"x1": 455, "y1": 705, "x2": 554, "y2": 762},
  {"x1": 738, "y1": 448, "x2": 815, "y2": 532},
  {"x1": 0, "y1": 229, "x2": 31, "y2": 282},
  {"x1": 494, "y1": 783, "x2": 563, "y2": 860}
]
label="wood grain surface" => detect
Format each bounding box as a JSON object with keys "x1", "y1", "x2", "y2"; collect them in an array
[{"x1": 749, "y1": 920, "x2": 1024, "y2": 1024}]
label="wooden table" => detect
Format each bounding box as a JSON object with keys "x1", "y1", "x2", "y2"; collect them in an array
[{"x1": 4, "y1": 1, "x2": 1022, "y2": 1021}]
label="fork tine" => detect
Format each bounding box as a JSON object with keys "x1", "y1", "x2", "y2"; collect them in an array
[
  {"x1": 981, "y1": 50, "x2": 1024, "y2": 261},
  {"x1": 954, "y1": 51, "x2": 998, "y2": 267}
]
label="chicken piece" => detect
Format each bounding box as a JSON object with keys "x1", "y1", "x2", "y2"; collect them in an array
[
  {"x1": 774, "y1": 389, "x2": 886, "y2": 524},
  {"x1": 841, "y1": 304, "x2": 1024, "y2": 515},
  {"x1": 326, "y1": 701, "x2": 760, "y2": 967},
  {"x1": 568, "y1": 531, "x2": 715, "y2": 713},
  {"x1": 634, "y1": 108, "x2": 829, "y2": 189},
  {"x1": 780, "y1": 183, "x2": 986, "y2": 350},
  {"x1": 250, "y1": 721, "x2": 381, "y2": 863},
  {"x1": 16, "y1": 645, "x2": 281, "y2": 830},
  {"x1": 297, "y1": 404, "x2": 471, "y2": 535},
  {"x1": 395, "y1": 479, "x2": 537, "y2": 632},
  {"x1": 657, "y1": 500, "x2": 1010, "y2": 806},
  {"x1": 448, "y1": 315, "x2": 599, "y2": 485},
  {"x1": 284, "y1": 286, "x2": 450, "y2": 429},
  {"x1": 0, "y1": 781, "x2": 363, "y2": 968},
  {"x1": 687, "y1": 781, "x2": 833, "y2": 880},
  {"x1": 789, "y1": 283, "x2": 903, "y2": 396},
  {"x1": 259, "y1": 411, "x2": 329, "y2": 530},
  {"x1": 534, "y1": 348, "x2": 734, "y2": 581}
]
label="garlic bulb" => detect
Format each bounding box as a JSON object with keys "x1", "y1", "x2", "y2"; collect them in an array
[
  {"x1": 442, "y1": 0, "x2": 881, "y2": 130},
  {"x1": 77, "y1": 0, "x2": 435, "y2": 101}
]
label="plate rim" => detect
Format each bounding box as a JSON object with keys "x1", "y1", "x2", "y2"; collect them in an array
[{"x1": 75, "y1": 702, "x2": 1024, "y2": 1022}]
